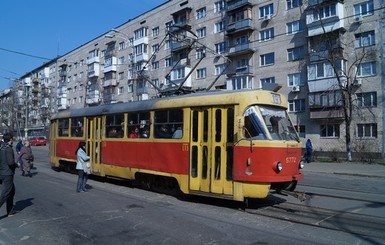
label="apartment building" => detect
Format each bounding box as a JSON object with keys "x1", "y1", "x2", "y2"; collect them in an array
[{"x1": 5, "y1": 0, "x2": 384, "y2": 158}]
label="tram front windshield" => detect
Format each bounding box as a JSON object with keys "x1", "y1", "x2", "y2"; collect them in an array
[{"x1": 244, "y1": 105, "x2": 299, "y2": 141}]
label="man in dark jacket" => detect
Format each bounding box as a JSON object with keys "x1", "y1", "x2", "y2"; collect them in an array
[{"x1": 0, "y1": 133, "x2": 19, "y2": 216}]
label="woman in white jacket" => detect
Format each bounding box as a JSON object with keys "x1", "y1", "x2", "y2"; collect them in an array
[{"x1": 75, "y1": 142, "x2": 91, "y2": 192}]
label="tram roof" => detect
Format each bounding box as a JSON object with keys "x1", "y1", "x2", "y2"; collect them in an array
[{"x1": 51, "y1": 89, "x2": 281, "y2": 120}]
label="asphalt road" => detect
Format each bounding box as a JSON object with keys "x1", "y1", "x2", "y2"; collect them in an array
[{"x1": 0, "y1": 145, "x2": 384, "y2": 244}]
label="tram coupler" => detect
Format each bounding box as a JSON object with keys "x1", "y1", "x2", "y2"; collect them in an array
[{"x1": 277, "y1": 190, "x2": 309, "y2": 202}]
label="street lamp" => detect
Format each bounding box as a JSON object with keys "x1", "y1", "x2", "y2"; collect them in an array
[{"x1": 24, "y1": 82, "x2": 31, "y2": 138}]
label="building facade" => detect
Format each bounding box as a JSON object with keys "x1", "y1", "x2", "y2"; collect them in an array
[{"x1": 3, "y1": 0, "x2": 384, "y2": 159}]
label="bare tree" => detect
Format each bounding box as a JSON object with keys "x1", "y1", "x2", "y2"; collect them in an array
[{"x1": 307, "y1": 15, "x2": 378, "y2": 161}]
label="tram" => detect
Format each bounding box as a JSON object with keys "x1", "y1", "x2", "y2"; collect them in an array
[{"x1": 49, "y1": 89, "x2": 304, "y2": 201}]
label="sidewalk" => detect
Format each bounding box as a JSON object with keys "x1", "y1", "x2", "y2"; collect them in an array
[{"x1": 302, "y1": 161, "x2": 385, "y2": 178}]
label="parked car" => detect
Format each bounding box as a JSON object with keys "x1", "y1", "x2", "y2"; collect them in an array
[{"x1": 29, "y1": 136, "x2": 47, "y2": 146}]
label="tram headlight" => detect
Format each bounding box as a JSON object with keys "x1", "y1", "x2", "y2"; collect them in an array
[
  {"x1": 276, "y1": 162, "x2": 283, "y2": 172},
  {"x1": 299, "y1": 160, "x2": 305, "y2": 169}
]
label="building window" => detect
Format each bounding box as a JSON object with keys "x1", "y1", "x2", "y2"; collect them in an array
[
  {"x1": 355, "y1": 31, "x2": 375, "y2": 48},
  {"x1": 288, "y1": 99, "x2": 306, "y2": 112},
  {"x1": 308, "y1": 61, "x2": 338, "y2": 80},
  {"x1": 260, "y1": 77, "x2": 275, "y2": 84},
  {"x1": 214, "y1": 21, "x2": 226, "y2": 33},
  {"x1": 197, "y1": 27, "x2": 206, "y2": 38},
  {"x1": 118, "y1": 56, "x2": 125, "y2": 65},
  {"x1": 165, "y1": 40, "x2": 171, "y2": 49},
  {"x1": 312, "y1": 3, "x2": 337, "y2": 21},
  {"x1": 357, "y1": 62, "x2": 376, "y2": 77},
  {"x1": 236, "y1": 59, "x2": 248, "y2": 69},
  {"x1": 152, "y1": 44, "x2": 159, "y2": 54},
  {"x1": 259, "y1": 3, "x2": 274, "y2": 19},
  {"x1": 259, "y1": 28, "x2": 274, "y2": 42},
  {"x1": 215, "y1": 42, "x2": 226, "y2": 54},
  {"x1": 357, "y1": 92, "x2": 377, "y2": 107},
  {"x1": 357, "y1": 123, "x2": 377, "y2": 138},
  {"x1": 118, "y1": 86, "x2": 124, "y2": 95},
  {"x1": 230, "y1": 76, "x2": 252, "y2": 90},
  {"x1": 215, "y1": 64, "x2": 226, "y2": 75},
  {"x1": 152, "y1": 27, "x2": 159, "y2": 37},
  {"x1": 287, "y1": 20, "x2": 302, "y2": 34},
  {"x1": 196, "y1": 7, "x2": 206, "y2": 19},
  {"x1": 354, "y1": 0, "x2": 374, "y2": 17},
  {"x1": 287, "y1": 0, "x2": 302, "y2": 10},
  {"x1": 152, "y1": 61, "x2": 159, "y2": 70},
  {"x1": 288, "y1": 73, "x2": 305, "y2": 86},
  {"x1": 134, "y1": 27, "x2": 148, "y2": 40},
  {"x1": 287, "y1": 46, "x2": 305, "y2": 61},
  {"x1": 118, "y1": 42, "x2": 126, "y2": 50},
  {"x1": 309, "y1": 91, "x2": 343, "y2": 108},
  {"x1": 197, "y1": 68, "x2": 207, "y2": 79},
  {"x1": 214, "y1": 1, "x2": 226, "y2": 13},
  {"x1": 260, "y1": 52, "x2": 275, "y2": 66},
  {"x1": 118, "y1": 72, "x2": 124, "y2": 80},
  {"x1": 196, "y1": 48, "x2": 206, "y2": 59},
  {"x1": 165, "y1": 58, "x2": 172, "y2": 67},
  {"x1": 152, "y1": 79, "x2": 160, "y2": 88},
  {"x1": 128, "y1": 82, "x2": 133, "y2": 93},
  {"x1": 320, "y1": 124, "x2": 340, "y2": 138}
]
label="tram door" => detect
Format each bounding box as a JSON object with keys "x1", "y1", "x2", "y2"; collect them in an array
[
  {"x1": 49, "y1": 120, "x2": 57, "y2": 163},
  {"x1": 189, "y1": 107, "x2": 234, "y2": 196},
  {"x1": 86, "y1": 117, "x2": 102, "y2": 175}
]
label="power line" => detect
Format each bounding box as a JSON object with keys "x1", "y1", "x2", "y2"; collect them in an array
[{"x1": 0, "y1": 47, "x2": 51, "y2": 61}]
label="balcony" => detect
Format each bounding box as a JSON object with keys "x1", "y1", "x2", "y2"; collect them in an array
[
  {"x1": 307, "y1": 77, "x2": 345, "y2": 93},
  {"x1": 103, "y1": 57, "x2": 117, "y2": 73},
  {"x1": 133, "y1": 36, "x2": 149, "y2": 47},
  {"x1": 137, "y1": 86, "x2": 148, "y2": 94},
  {"x1": 103, "y1": 79, "x2": 118, "y2": 87},
  {"x1": 135, "y1": 52, "x2": 149, "y2": 62},
  {"x1": 226, "y1": 65, "x2": 253, "y2": 77},
  {"x1": 227, "y1": 0, "x2": 252, "y2": 12},
  {"x1": 172, "y1": 58, "x2": 191, "y2": 68},
  {"x1": 88, "y1": 63, "x2": 100, "y2": 78},
  {"x1": 86, "y1": 90, "x2": 101, "y2": 105},
  {"x1": 306, "y1": 3, "x2": 345, "y2": 37},
  {"x1": 170, "y1": 38, "x2": 193, "y2": 52},
  {"x1": 226, "y1": 43, "x2": 254, "y2": 57},
  {"x1": 309, "y1": 47, "x2": 343, "y2": 62},
  {"x1": 226, "y1": 18, "x2": 254, "y2": 34},
  {"x1": 310, "y1": 109, "x2": 344, "y2": 119},
  {"x1": 87, "y1": 56, "x2": 100, "y2": 64},
  {"x1": 59, "y1": 70, "x2": 67, "y2": 77}
]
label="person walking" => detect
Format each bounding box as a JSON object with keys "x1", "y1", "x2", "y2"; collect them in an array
[
  {"x1": 17, "y1": 140, "x2": 33, "y2": 177},
  {"x1": 75, "y1": 142, "x2": 91, "y2": 193},
  {"x1": 305, "y1": 139, "x2": 313, "y2": 163},
  {"x1": 0, "y1": 133, "x2": 19, "y2": 216}
]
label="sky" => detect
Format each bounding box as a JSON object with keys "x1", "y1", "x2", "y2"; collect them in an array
[{"x1": 0, "y1": 0, "x2": 168, "y2": 91}]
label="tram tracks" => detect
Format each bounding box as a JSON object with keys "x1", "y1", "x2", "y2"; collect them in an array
[{"x1": 245, "y1": 200, "x2": 385, "y2": 240}]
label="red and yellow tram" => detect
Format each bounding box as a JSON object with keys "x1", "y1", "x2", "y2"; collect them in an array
[{"x1": 49, "y1": 89, "x2": 304, "y2": 201}]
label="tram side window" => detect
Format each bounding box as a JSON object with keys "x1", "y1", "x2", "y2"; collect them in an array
[
  {"x1": 71, "y1": 117, "x2": 84, "y2": 137},
  {"x1": 106, "y1": 114, "x2": 124, "y2": 138},
  {"x1": 154, "y1": 109, "x2": 183, "y2": 139},
  {"x1": 58, "y1": 118, "x2": 69, "y2": 137},
  {"x1": 127, "y1": 112, "x2": 151, "y2": 138}
]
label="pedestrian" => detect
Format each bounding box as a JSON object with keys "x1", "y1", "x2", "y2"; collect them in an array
[
  {"x1": 0, "y1": 132, "x2": 19, "y2": 216},
  {"x1": 129, "y1": 127, "x2": 140, "y2": 138},
  {"x1": 75, "y1": 142, "x2": 91, "y2": 193},
  {"x1": 17, "y1": 140, "x2": 34, "y2": 177},
  {"x1": 305, "y1": 139, "x2": 313, "y2": 163},
  {"x1": 16, "y1": 137, "x2": 27, "y2": 173}
]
